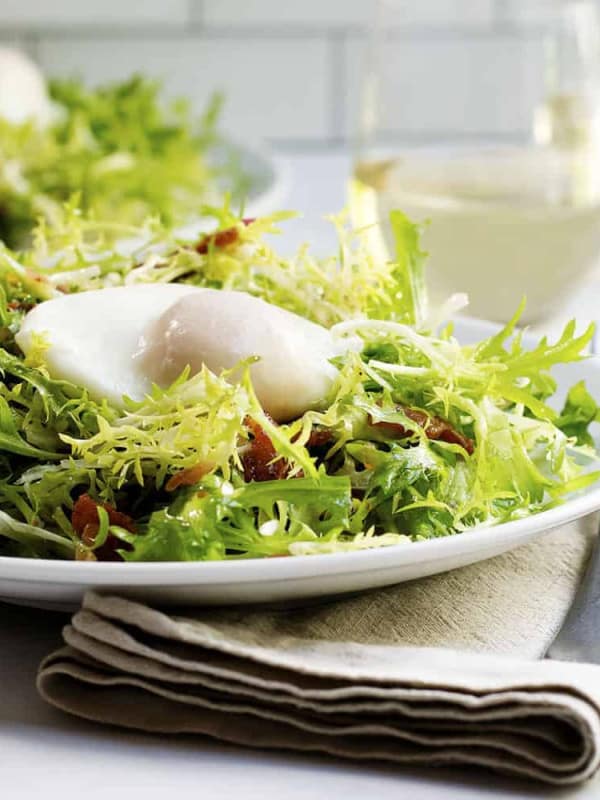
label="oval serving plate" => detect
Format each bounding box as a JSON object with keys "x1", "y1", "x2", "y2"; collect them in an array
[{"x1": 1, "y1": 317, "x2": 599, "y2": 611}]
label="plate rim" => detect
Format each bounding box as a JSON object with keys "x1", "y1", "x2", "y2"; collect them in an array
[{"x1": 0, "y1": 484, "x2": 598, "y2": 585}]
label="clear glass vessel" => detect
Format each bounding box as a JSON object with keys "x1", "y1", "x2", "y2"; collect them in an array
[{"x1": 353, "y1": 0, "x2": 600, "y2": 323}]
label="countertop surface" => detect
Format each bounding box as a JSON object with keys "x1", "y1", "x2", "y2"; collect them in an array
[{"x1": 2, "y1": 151, "x2": 600, "y2": 799}]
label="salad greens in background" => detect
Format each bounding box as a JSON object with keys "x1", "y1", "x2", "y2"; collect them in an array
[
  {"x1": 0, "y1": 75, "x2": 249, "y2": 248},
  {"x1": 0, "y1": 199, "x2": 598, "y2": 562}
]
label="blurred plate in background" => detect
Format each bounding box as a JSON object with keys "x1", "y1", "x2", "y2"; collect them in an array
[{"x1": 212, "y1": 138, "x2": 290, "y2": 217}]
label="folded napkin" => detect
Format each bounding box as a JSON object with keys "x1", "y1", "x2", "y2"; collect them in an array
[{"x1": 38, "y1": 515, "x2": 600, "y2": 786}]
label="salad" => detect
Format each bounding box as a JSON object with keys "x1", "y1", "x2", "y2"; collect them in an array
[
  {"x1": 0, "y1": 199, "x2": 597, "y2": 562},
  {"x1": 0, "y1": 72, "x2": 247, "y2": 248}
]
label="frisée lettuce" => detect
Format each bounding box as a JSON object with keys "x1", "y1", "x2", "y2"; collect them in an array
[
  {"x1": 0, "y1": 203, "x2": 597, "y2": 561},
  {"x1": 0, "y1": 75, "x2": 247, "y2": 248}
]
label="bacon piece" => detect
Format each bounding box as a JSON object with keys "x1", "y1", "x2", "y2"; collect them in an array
[
  {"x1": 165, "y1": 462, "x2": 213, "y2": 492},
  {"x1": 8, "y1": 299, "x2": 35, "y2": 312},
  {"x1": 241, "y1": 416, "x2": 290, "y2": 482},
  {"x1": 302, "y1": 428, "x2": 335, "y2": 469},
  {"x1": 241, "y1": 417, "x2": 337, "y2": 483},
  {"x1": 195, "y1": 226, "x2": 238, "y2": 254},
  {"x1": 305, "y1": 428, "x2": 334, "y2": 451},
  {"x1": 241, "y1": 421, "x2": 337, "y2": 483},
  {"x1": 195, "y1": 218, "x2": 256, "y2": 255},
  {"x1": 71, "y1": 493, "x2": 136, "y2": 561},
  {"x1": 371, "y1": 405, "x2": 474, "y2": 455},
  {"x1": 25, "y1": 269, "x2": 48, "y2": 285}
]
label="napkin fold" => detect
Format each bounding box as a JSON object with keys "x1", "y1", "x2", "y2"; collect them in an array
[{"x1": 38, "y1": 516, "x2": 600, "y2": 786}]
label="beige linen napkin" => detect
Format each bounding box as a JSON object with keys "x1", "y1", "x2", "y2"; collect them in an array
[{"x1": 38, "y1": 515, "x2": 600, "y2": 786}]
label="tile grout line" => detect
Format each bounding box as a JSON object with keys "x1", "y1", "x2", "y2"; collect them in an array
[
  {"x1": 188, "y1": 0, "x2": 203, "y2": 26},
  {"x1": 0, "y1": 30, "x2": 39, "y2": 58},
  {"x1": 28, "y1": 33, "x2": 40, "y2": 61},
  {"x1": 328, "y1": 31, "x2": 347, "y2": 146},
  {"x1": 0, "y1": 24, "x2": 547, "y2": 42},
  {"x1": 493, "y1": 0, "x2": 507, "y2": 27},
  {"x1": 0, "y1": 25, "x2": 361, "y2": 41},
  {"x1": 492, "y1": 0, "x2": 518, "y2": 34}
]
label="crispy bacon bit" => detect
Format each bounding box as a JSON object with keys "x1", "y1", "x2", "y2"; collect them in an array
[
  {"x1": 25, "y1": 269, "x2": 46, "y2": 284},
  {"x1": 71, "y1": 493, "x2": 136, "y2": 562},
  {"x1": 165, "y1": 462, "x2": 213, "y2": 492},
  {"x1": 305, "y1": 428, "x2": 334, "y2": 451},
  {"x1": 302, "y1": 428, "x2": 335, "y2": 469},
  {"x1": 371, "y1": 405, "x2": 474, "y2": 455},
  {"x1": 195, "y1": 225, "x2": 238, "y2": 254},
  {"x1": 241, "y1": 421, "x2": 336, "y2": 483},
  {"x1": 195, "y1": 218, "x2": 255, "y2": 255},
  {"x1": 7, "y1": 299, "x2": 35, "y2": 312},
  {"x1": 241, "y1": 416, "x2": 290, "y2": 482}
]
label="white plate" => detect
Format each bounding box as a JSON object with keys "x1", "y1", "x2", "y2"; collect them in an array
[{"x1": 1, "y1": 317, "x2": 599, "y2": 611}]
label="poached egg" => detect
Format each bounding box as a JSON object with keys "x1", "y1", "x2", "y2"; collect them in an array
[
  {"x1": 16, "y1": 285, "x2": 352, "y2": 421},
  {"x1": 0, "y1": 48, "x2": 53, "y2": 126}
]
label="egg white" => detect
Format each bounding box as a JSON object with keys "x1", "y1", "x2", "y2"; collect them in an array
[
  {"x1": 137, "y1": 289, "x2": 349, "y2": 421},
  {"x1": 16, "y1": 284, "x2": 201, "y2": 405},
  {"x1": 0, "y1": 48, "x2": 53, "y2": 125},
  {"x1": 16, "y1": 285, "x2": 353, "y2": 419}
]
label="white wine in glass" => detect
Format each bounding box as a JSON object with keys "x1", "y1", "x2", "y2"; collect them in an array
[{"x1": 353, "y1": 0, "x2": 600, "y2": 324}]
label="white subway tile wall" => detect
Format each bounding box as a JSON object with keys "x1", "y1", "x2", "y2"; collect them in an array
[
  {"x1": 0, "y1": 0, "x2": 189, "y2": 27},
  {"x1": 200, "y1": 0, "x2": 373, "y2": 29},
  {"x1": 343, "y1": 35, "x2": 546, "y2": 141},
  {"x1": 0, "y1": 0, "x2": 587, "y2": 147},
  {"x1": 37, "y1": 36, "x2": 332, "y2": 142},
  {"x1": 200, "y1": 0, "x2": 495, "y2": 30}
]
